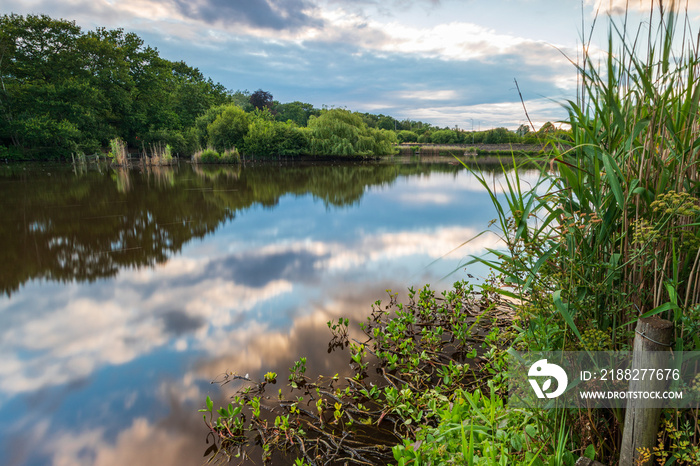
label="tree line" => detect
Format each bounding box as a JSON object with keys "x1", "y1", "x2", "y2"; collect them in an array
[{"x1": 0, "y1": 14, "x2": 563, "y2": 161}]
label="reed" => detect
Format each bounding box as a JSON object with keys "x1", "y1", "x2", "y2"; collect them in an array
[
  {"x1": 143, "y1": 143, "x2": 174, "y2": 166},
  {"x1": 465, "y1": 3, "x2": 700, "y2": 459},
  {"x1": 108, "y1": 138, "x2": 128, "y2": 166},
  {"x1": 107, "y1": 138, "x2": 129, "y2": 166},
  {"x1": 474, "y1": 1, "x2": 700, "y2": 349},
  {"x1": 220, "y1": 147, "x2": 241, "y2": 164},
  {"x1": 553, "y1": 2, "x2": 700, "y2": 343}
]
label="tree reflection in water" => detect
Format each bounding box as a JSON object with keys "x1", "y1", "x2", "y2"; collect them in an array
[{"x1": 0, "y1": 159, "x2": 495, "y2": 296}]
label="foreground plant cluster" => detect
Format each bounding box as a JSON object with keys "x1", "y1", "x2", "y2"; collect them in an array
[{"x1": 201, "y1": 282, "x2": 582, "y2": 465}]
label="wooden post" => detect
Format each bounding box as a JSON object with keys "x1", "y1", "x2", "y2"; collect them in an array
[
  {"x1": 575, "y1": 458, "x2": 607, "y2": 466},
  {"x1": 619, "y1": 317, "x2": 674, "y2": 465}
]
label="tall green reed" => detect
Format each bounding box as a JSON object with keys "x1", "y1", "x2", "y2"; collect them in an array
[{"x1": 472, "y1": 2, "x2": 700, "y2": 352}]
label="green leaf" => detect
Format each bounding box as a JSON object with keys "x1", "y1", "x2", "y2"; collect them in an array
[
  {"x1": 206, "y1": 395, "x2": 213, "y2": 412},
  {"x1": 553, "y1": 290, "x2": 582, "y2": 340},
  {"x1": 510, "y1": 433, "x2": 524, "y2": 452},
  {"x1": 622, "y1": 301, "x2": 679, "y2": 325},
  {"x1": 601, "y1": 152, "x2": 625, "y2": 209},
  {"x1": 665, "y1": 281, "x2": 678, "y2": 305},
  {"x1": 525, "y1": 425, "x2": 537, "y2": 438}
]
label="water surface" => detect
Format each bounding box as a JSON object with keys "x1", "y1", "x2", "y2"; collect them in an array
[{"x1": 0, "y1": 159, "x2": 515, "y2": 465}]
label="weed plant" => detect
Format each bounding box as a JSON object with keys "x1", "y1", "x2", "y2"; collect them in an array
[{"x1": 221, "y1": 148, "x2": 241, "y2": 164}]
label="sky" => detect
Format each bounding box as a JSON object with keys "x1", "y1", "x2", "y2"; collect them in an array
[{"x1": 4, "y1": 0, "x2": 699, "y2": 129}]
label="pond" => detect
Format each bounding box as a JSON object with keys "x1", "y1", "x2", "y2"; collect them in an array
[{"x1": 0, "y1": 158, "x2": 524, "y2": 465}]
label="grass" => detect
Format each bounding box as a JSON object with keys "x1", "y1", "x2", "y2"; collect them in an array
[{"x1": 392, "y1": 386, "x2": 564, "y2": 466}]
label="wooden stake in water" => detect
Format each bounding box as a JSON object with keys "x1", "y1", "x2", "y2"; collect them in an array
[{"x1": 619, "y1": 317, "x2": 673, "y2": 465}]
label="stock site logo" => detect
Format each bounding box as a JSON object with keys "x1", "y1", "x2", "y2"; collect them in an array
[{"x1": 528, "y1": 359, "x2": 568, "y2": 399}]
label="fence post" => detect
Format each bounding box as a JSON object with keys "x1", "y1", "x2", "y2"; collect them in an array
[
  {"x1": 619, "y1": 317, "x2": 673, "y2": 465},
  {"x1": 575, "y1": 458, "x2": 607, "y2": 466}
]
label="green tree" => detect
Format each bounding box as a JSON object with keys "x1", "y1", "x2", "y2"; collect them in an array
[
  {"x1": 0, "y1": 14, "x2": 86, "y2": 155},
  {"x1": 307, "y1": 109, "x2": 396, "y2": 156},
  {"x1": 274, "y1": 101, "x2": 319, "y2": 126},
  {"x1": 207, "y1": 105, "x2": 249, "y2": 152},
  {"x1": 170, "y1": 61, "x2": 232, "y2": 130},
  {"x1": 0, "y1": 13, "x2": 233, "y2": 159},
  {"x1": 396, "y1": 130, "x2": 418, "y2": 143},
  {"x1": 430, "y1": 129, "x2": 460, "y2": 144},
  {"x1": 377, "y1": 115, "x2": 397, "y2": 131},
  {"x1": 243, "y1": 118, "x2": 308, "y2": 158},
  {"x1": 193, "y1": 104, "x2": 227, "y2": 148},
  {"x1": 484, "y1": 127, "x2": 518, "y2": 144},
  {"x1": 516, "y1": 124, "x2": 530, "y2": 137}
]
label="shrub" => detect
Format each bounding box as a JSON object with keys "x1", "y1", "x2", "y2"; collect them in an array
[
  {"x1": 192, "y1": 147, "x2": 240, "y2": 164},
  {"x1": 220, "y1": 148, "x2": 240, "y2": 164},
  {"x1": 0, "y1": 145, "x2": 26, "y2": 160},
  {"x1": 207, "y1": 105, "x2": 249, "y2": 152},
  {"x1": 192, "y1": 148, "x2": 220, "y2": 164}
]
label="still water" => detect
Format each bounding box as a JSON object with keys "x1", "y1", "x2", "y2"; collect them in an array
[{"x1": 0, "y1": 159, "x2": 516, "y2": 465}]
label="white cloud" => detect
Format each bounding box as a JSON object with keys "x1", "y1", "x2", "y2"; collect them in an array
[
  {"x1": 3, "y1": 0, "x2": 580, "y2": 127},
  {"x1": 396, "y1": 191, "x2": 454, "y2": 204},
  {"x1": 396, "y1": 90, "x2": 459, "y2": 101},
  {"x1": 585, "y1": 0, "x2": 700, "y2": 15},
  {"x1": 400, "y1": 98, "x2": 568, "y2": 130},
  {"x1": 376, "y1": 21, "x2": 524, "y2": 60},
  {"x1": 0, "y1": 274, "x2": 293, "y2": 397}
]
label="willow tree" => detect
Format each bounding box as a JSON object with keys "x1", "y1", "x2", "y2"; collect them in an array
[{"x1": 307, "y1": 109, "x2": 396, "y2": 157}]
